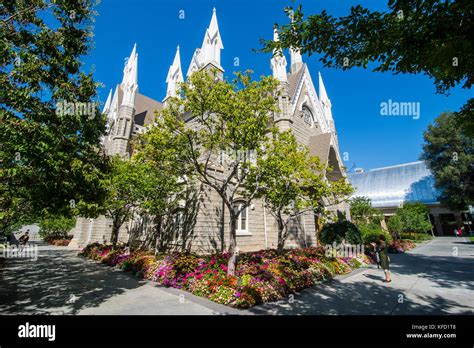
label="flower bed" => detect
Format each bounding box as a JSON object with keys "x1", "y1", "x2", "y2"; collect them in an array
[
  {"x1": 388, "y1": 239, "x2": 416, "y2": 253},
  {"x1": 44, "y1": 236, "x2": 73, "y2": 246},
  {"x1": 79, "y1": 243, "x2": 371, "y2": 308}
]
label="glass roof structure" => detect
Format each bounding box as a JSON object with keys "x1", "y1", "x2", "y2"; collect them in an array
[{"x1": 348, "y1": 161, "x2": 440, "y2": 208}]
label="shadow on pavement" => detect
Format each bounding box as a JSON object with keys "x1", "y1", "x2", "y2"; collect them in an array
[{"x1": 0, "y1": 245, "x2": 146, "y2": 315}]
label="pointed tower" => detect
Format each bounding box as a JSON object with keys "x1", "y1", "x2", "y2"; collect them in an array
[
  {"x1": 290, "y1": 46, "x2": 303, "y2": 74},
  {"x1": 187, "y1": 8, "x2": 224, "y2": 79},
  {"x1": 121, "y1": 43, "x2": 138, "y2": 107},
  {"x1": 318, "y1": 72, "x2": 335, "y2": 132},
  {"x1": 200, "y1": 8, "x2": 224, "y2": 72},
  {"x1": 164, "y1": 46, "x2": 184, "y2": 105},
  {"x1": 270, "y1": 26, "x2": 288, "y2": 83},
  {"x1": 103, "y1": 89, "x2": 113, "y2": 114},
  {"x1": 186, "y1": 48, "x2": 202, "y2": 78},
  {"x1": 271, "y1": 26, "x2": 292, "y2": 131},
  {"x1": 110, "y1": 44, "x2": 138, "y2": 157}
]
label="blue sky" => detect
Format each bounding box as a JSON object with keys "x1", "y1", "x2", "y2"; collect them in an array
[{"x1": 84, "y1": 0, "x2": 472, "y2": 171}]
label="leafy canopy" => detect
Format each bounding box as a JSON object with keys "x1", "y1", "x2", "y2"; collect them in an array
[
  {"x1": 251, "y1": 129, "x2": 353, "y2": 251},
  {"x1": 1, "y1": 0, "x2": 107, "y2": 227},
  {"x1": 391, "y1": 202, "x2": 433, "y2": 234},
  {"x1": 263, "y1": 0, "x2": 473, "y2": 94},
  {"x1": 157, "y1": 69, "x2": 280, "y2": 273},
  {"x1": 420, "y1": 112, "x2": 473, "y2": 210},
  {"x1": 38, "y1": 214, "x2": 76, "y2": 239},
  {"x1": 349, "y1": 196, "x2": 383, "y2": 226}
]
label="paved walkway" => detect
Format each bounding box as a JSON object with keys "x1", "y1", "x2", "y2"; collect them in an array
[
  {"x1": 249, "y1": 237, "x2": 474, "y2": 314},
  {"x1": 0, "y1": 237, "x2": 472, "y2": 315},
  {"x1": 0, "y1": 243, "x2": 242, "y2": 315}
]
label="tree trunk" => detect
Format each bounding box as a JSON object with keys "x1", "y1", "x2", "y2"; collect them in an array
[
  {"x1": 154, "y1": 215, "x2": 163, "y2": 255},
  {"x1": 277, "y1": 219, "x2": 285, "y2": 255},
  {"x1": 111, "y1": 221, "x2": 120, "y2": 249},
  {"x1": 227, "y1": 214, "x2": 238, "y2": 276},
  {"x1": 314, "y1": 212, "x2": 321, "y2": 246},
  {"x1": 220, "y1": 197, "x2": 225, "y2": 253}
]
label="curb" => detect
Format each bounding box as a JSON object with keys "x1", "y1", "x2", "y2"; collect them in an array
[
  {"x1": 77, "y1": 254, "x2": 250, "y2": 315},
  {"x1": 404, "y1": 237, "x2": 436, "y2": 254}
]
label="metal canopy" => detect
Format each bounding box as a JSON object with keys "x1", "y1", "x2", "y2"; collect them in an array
[{"x1": 348, "y1": 161, "x2": 440, "y2": 208}]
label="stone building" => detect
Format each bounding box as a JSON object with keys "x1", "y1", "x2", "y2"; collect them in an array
[
  {"x1": 349, "y1": 161, "x2": 473, "y2": 236},
  {"x1": 69, "y1": 9, "x2": 349, "y2": 252}
]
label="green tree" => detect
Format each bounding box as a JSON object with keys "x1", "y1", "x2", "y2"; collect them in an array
[
  {"x1": 395, "y1": 202, "x2": 433, "y2": 234},
  {"x1": 160, "y1": 69, "x2": 279, "y2": 275},
  {"x1": 262, "y1": 1, "x2": 473, "y2": 130},
  {"x1": 38, "y1": 214, "x2": 76, "y2": 241},
  {"x1": 133, "y1": 121, "x2": 195, "y2": 253},
  {"x1": 420, "y1": 112, "x2": 473, "y2": 210},
  {"x1": 320, "y1": 220, "x2": 362, "y2": 245},
  {"x1": 387, "y1": 214, "x2": 404, "y2": 239},
  {"x1": 97, "y1": 156, "x2": 168, "y2": 248},
  {"x1": 254, "y1": 129, "x2": 353, "y2": 254},
  {"x1": 0, "y1": 197, "x2": 33, "y2": 237},
  {"x1": 1, "y1": 0, "x2": 108, "y2": 230},
  {"x1": 349, "y1": 196, "x2": 383, "y2": 226}
]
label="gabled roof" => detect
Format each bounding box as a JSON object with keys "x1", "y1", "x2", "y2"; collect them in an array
[
  {"x1": 308, "y1": 132, "x2": 332, "y2": 164},
  {"x1": 134, "y1": 93, "x2": 163, "y2": 126},
  {"x1": 287, "y1": 65, "x2": 304, "y2": 99},
  {"x1": 348, "y1": 161, "x2": 440, "y2": 208},
  {"x1": 115, "y1": 86, "x2": 162, "y2": 126}
]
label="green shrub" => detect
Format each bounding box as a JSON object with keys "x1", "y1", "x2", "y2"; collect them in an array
[
  {"x1": 320, "y1": 220, "x2": 362, "y2": 245},
  {"x1": 392, "y1": 202, "x2": 432, "y2": 234},
  {"x1": 359, "y1": 223, "x2": 392, "y2": 245},
  {"x1": 39, "y1": 215, "x2": 76, "y2": 241},
  {"x1": 387, "y1": 215, "x2": 404, "y2": 239},
  {"x1": 349, "y1": 196, "x2": 383, "y2": 226},
  {"x1": 400, "y1": 232, "x2": 432, "y2": 242}
]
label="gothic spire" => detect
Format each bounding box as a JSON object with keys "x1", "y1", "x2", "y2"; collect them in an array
[
  {"x1": 318, "y1": 71, "x2": 331, "y2": 107},
  {"x1": 318, "y1": 71, "x2": 334, "y2": 130},
  {"x1": 270, "y1": 26, "x2": 287, "y2": 82},
  {"x1": 196, "y1": 8, "x2": 224, "y2": 72},
  {"x1": 121, "y1": 43, "x2": 138, "y2": 107},
  {"x1": 103, "y1": 88, "x2": 113, "y2": 114},
  {"x1": 289, "y1": 46, "x2": 302, "y2": 74},
  {"x1": 165, "y1": 45, "x2": 184, "y2": 100},
  {"x1": 289, "y1": 15, "x2": 303, "y2": 74}
]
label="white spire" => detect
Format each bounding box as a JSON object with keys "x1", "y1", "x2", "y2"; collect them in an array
[
  {"x1": 187, "y1": 48, "x2": 201, "y2": 77},
  {"x1": 121, "y1": 43, "x2": 138, "y2": 108},
  {"x1": 318, "y1": 71, "x2": 331, "y2": 108},
  {"x1": 288, "y1": 14, "x2": 303, "y2": 74},
  {"x1": 270, "y1": 26, "x2": 287, "y2": 82},
  {"x1": 102, "y1": 88, "x2": 113, "y2": 114},
  {"x1": 105, "y1": 86, "x2": 119, "y2": 133},
  {"x1": 318, "y1": 71, "x2": 334, "y2": 130},
  {"x1": 290, "y1": 46, "x2": 303, "y2": 73},
  {"x1": 165, "y1": 45, "x2": 184, "y2": 99},
  {"x1": 199, "y1": 8, "x2": 224, "y2": 69}
]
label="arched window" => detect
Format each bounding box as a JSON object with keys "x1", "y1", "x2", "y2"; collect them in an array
[
  {"x1": 232, "y1": 200, "x2": 249, "y2": 235},
  {"x1": 301, "y1": 106, "x2": 314, "y2": 127}
]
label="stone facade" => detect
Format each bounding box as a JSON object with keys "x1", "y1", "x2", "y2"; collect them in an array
[{"x1": 69, "y1": 9, "x2": 350, "y2": 251}]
